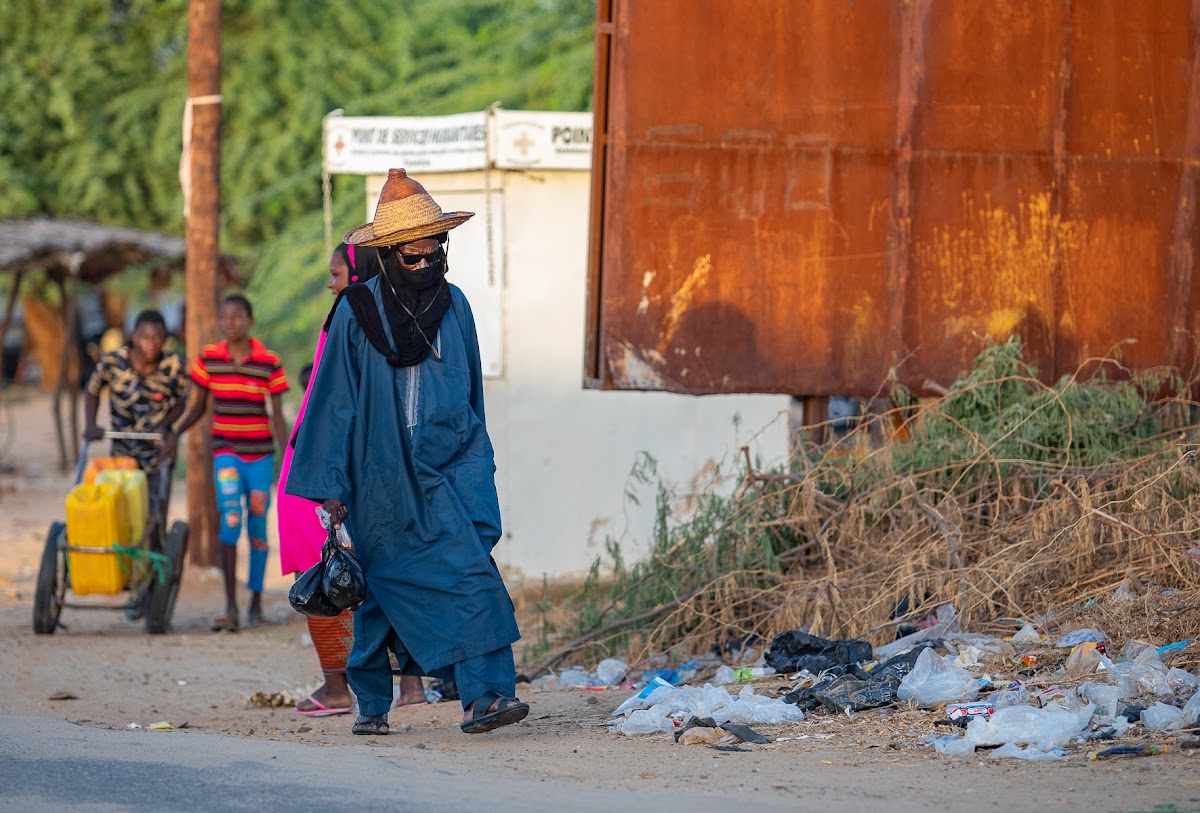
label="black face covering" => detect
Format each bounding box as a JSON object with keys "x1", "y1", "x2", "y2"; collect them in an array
[
  {"x1": 394, "y1": 248, "x2": 445, "y2": 290},
  {"x1": 375, "y1": 246, "x2": 452, "y2": 367}
]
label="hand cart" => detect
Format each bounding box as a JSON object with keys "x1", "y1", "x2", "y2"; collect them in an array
[{"x1": 32, "y1": 430, "x2": 188, "y2": 634}]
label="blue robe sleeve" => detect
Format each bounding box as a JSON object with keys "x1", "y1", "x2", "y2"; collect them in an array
[
  {"x1": 457, "y1": 292, "x2": 487, "y2": 428},
  {"x1": 284, "y1": 302, "x2": 359, "y2": 505},
  {"x1": 452, "y1": 290, "x2": 502, "y2": 551}
]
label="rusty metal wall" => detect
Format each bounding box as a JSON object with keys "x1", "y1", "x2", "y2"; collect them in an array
[{"x1": 586, "y1": 0, "x2": 1200, "y2": 395}]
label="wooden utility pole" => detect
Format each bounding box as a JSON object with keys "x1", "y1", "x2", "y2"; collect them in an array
[{"x1": 185, "y1": 0, "x2": 221, "y2": 566}]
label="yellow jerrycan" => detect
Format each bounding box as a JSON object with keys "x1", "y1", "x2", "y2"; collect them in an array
[
  {"x1": 65, "y1": 482, "x2": 132, "y2": 594},
  {"x1": 95, "y1": 469, "x2": 149, "y2": 546}
]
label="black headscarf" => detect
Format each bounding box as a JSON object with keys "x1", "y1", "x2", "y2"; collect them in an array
[
  {"x1": 323, "y1": 243, "x2": 382, "y2": 332},
  {"x1": 337, "y1": 242, "x2": 381, "y2": 285}
]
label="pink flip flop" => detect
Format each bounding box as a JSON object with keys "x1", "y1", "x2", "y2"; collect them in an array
[{"x1": 294, "y1": 694, "x2": 352, "y2": 717}]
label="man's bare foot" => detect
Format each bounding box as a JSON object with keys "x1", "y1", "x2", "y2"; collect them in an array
[{"x1": 395, "y1": 675, "x2": 426, "y2": 707}]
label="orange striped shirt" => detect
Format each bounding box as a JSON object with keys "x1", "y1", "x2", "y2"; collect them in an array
[{"x1": 190, "y1": 338, "x2": 288, "y2": 458}]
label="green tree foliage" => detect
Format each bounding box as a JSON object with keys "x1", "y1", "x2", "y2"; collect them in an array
[{"x1": 1, "y1": 0, "x2": 595, "y2": 367}]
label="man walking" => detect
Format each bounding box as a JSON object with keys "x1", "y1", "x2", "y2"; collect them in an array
[{"x1": 286, "y1": 169, "x2": 527, "y2": 736}]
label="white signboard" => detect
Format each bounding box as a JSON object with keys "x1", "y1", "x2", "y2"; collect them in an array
[
  {"x1": 325, "y1": 109, "x2": 593, "y2": 175},
  {"x1": 325, "y1": 112, "x2": 488, "y2": 175},
  {"x1": 491, "y1": 110, "x2": 593, "y2": 170}
]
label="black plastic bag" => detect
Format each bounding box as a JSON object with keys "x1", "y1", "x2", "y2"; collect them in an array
[
  {"x1": 288, "y1": 537, "x2": 342, "y2": 618},
  {"x1": 764, "y1": 630, "x2": 873, "y2": 674},
  {"x1": 813, "y1": 674, "x2": 901, "y2": 712},
  {"x1": 321, "y1": 531, "x2": 366, "y2": 612}
]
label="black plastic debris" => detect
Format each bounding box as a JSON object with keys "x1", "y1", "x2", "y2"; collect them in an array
[
  {"x1": 812, "y1": 674, "x2": 901, "y2": 713},
  {"x1": 710, "y1": 744, "x2": 750, "y2": 752},
  {"x1": 1119, "y1": 704, "x2": 1147, "y2": 723},
  {"x1": 782, "y1": 675, "x2": 836, "y2": 711},
  {"x1": 780, "y1": 644, "x2": 930, "y2": 711},
  {"x1": 721, "y1": 722, "x2": 772, "y2": 744},
  {"x1": 868, "y1": 644, "x2": 932, "y2": 682},
  {"x1": 765, "y1": 631, "x2": 872, "y2": 674}
]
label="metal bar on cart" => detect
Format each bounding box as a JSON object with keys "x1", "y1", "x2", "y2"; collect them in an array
[{"x1": 73, "y1": 431, "x2": 166, "y2": 484}]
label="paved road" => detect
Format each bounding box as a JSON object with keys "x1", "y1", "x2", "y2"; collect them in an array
[{"x1": 0, "y1": 715, "x2": 774, "y2": 813}]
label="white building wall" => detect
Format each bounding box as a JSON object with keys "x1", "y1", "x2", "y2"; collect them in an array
[{"x1": 367, "y1": 170, "x2": 791, "y2": 580}]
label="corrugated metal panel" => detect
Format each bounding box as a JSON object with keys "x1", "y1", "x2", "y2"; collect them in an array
[{"x1": 586, "y1": 0, "x2": 1200, "y2": 395}]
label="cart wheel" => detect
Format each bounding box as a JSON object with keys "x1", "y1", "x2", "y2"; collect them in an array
[
  {"x1": 33, "y1": 522, "x2": 67, "y2": 635},
  {"x1": 145, "y1": 521, "x2": 187, "y2": 635}
]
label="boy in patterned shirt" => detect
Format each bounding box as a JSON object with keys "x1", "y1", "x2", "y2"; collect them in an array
[
  {"x1": 84, "y1": 309, "x2": 190, "y2": 489},
  {"x1": 165, "y1": 294, "x2": 289, "y2": 631}
]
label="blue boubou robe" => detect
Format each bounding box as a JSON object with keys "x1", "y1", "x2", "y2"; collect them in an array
[{"x1": 285, "y1": 279, "x2": 520, "y2": 672}]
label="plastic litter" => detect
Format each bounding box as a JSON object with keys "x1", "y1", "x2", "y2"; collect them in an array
[
  {"x1": 1065, "y1": 642, "x2": 1103, "y2": 678},
  {"x1": 720, "y1": 722, "x2": 772, "y2": 744},
  {"x1": 713, "y1": 665, "x2": 737, "y2": 684},
  {"x1": 558, "y1": 667, "x2": 591, "y2": 687},
  {"x1": 897, "y1": 648, "x2": 980, "y2": 707},
  {"x1": 874, "y1": 604, "x2": 958, "y2": 660},
  {"x1": 594, "y1": 658, "x2": 627, "y2": 686},
  {"x1": 764, "y1": 630, "x2": 872, "y2": 674},
  {"x1": 813, "y1": 675, "x2": 900, "y2": 713},
  {"x1": 1108, "y1": 648, "x2": 1173, "y2": 699},
  {"x1": 529, "y1": 673, "x2": 559, "y2": 693},
  {"x1": 1179, "y1": 686, "x2": 1200, "y2": 723},
  {"x1": 1087, "y1": 717, "x2": 1131, "y2": 741},
  {"x1": 614, "y1": 704, "x2": 675, "y2": 736},
  {"x1": 1055, "y1": 628, "x2": 1107, "y2": 648},
  {"x1": 1010, "y1": 623, "x2": 1041, "y2": 645},
  {"x1": 1158, "y1": 640, "x2": 1190, "y2": 656},
  {"x1": 610, "y1": 682, "x2": 805, "y2": 733},
  {"x1": 869, "y1": 646, "x2": 931, "y2": 682},
  {"x1": 952, "y1": 645, "x2": 983, "y2": 669},
  {"x1": 1080, "y1": 682, "x2": 1122, "y2": 719},
  {"x1": 933, "y1": 702, "x2": 1094, "y2": 757},
  {"x1": 733, "y1": 666, "x2": 774, "y2": 682},
  {"x1": 987, "y1": 742, "x2": 1069, "y2": 761},
  {"x1": 614, "y1": 676, "x2": 675, "y2": 715},
  {"x1": 1141, "y1": 702, "x2": 1184, "y2": 730},
  {"x1": 1167, "y1": 667, "x2": 1200, "y2": 691},
  {"x1": 990, "y1": 688, "x2": 1033, "y2": 710},
  {"x1": 641, "y1": 669, "x2": 680, "y2": 685},
  {"x1": 947, "y1": 701, "x2": 993, "y2": 722}
]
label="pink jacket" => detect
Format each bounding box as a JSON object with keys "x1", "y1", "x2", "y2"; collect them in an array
[{"x1": 276, "y1": 329, "x2": 328, "y2": 575}]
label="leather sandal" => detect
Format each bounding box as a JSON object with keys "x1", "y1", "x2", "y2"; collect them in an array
[
  {"x1": 460, "y1": 694, "x2": 529, "y2": 734},
  {"x1": 352, "y1": 714, "x2": 389, "y2": 736}
]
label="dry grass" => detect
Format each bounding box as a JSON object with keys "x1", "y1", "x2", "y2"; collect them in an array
[{"x1": 526, "y1": 341, "x2": 1200, "y2": 674}]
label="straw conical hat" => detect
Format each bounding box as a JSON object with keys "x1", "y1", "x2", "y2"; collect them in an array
[{"x1": 343, "y1": 168, "x2": 474, "y2": 247}]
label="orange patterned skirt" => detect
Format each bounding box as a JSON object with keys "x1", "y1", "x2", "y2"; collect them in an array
[{"x1": 307, "y1": 612, "x2": 354, "y2": 673}]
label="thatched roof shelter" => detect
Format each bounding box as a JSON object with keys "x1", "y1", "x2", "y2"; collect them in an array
[
  {"x1": 0, "y1": 217, "x2": 236, "y2": 284},
  {"x1": 0, "y1": 217, "x2": 238, "y2": 469}
]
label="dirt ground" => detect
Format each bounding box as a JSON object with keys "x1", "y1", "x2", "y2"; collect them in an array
[{"x1": 2, "y1": 388, "x2": 1199, "y2": 812}]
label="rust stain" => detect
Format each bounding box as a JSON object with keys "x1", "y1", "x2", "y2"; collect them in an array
[
  {"x1": 915, "y1": 192, "x2": 1085, "y2": 348},
  {"x1": 1168, "y1": 0, "x2": 1200, "y2": 366},
  {"x1": 658, "y1": 253, "x2": 711, "y2": 353}
]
